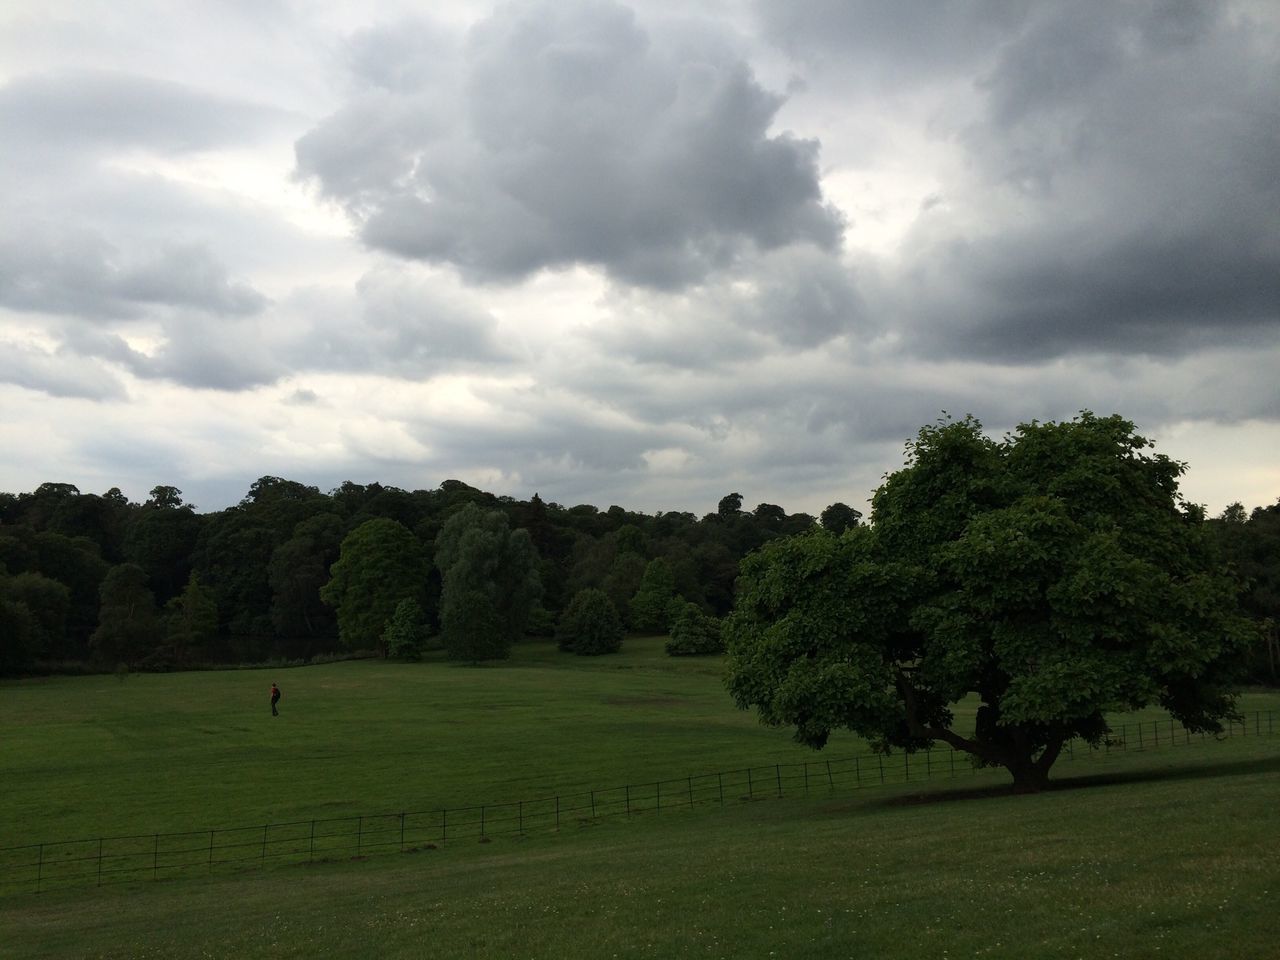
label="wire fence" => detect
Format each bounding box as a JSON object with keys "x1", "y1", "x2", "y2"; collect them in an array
[{"x1": 2, "y1": 710, "x2": 1274, "y2": 897}]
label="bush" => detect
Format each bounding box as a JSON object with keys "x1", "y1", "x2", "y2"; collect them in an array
[
  {"x1": 557, "y1": 589, "x2": 624, "y2": 656},
  {"x1": 665, "y1": 602, "x2": 724, "y2": 656}
]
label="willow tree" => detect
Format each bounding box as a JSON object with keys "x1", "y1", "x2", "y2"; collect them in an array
[{"x1": 725, "y1": 413, "x2": 1252, "y2": 791}]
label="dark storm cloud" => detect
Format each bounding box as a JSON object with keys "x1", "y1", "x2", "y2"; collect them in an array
[
  {"x1": 874, "y1": 0, "x2": 1280, "y2": 361},
  {"x1": 0, "y1": 226, "x2": 269, "y2": 320},
  {"x1": 296, "y1": 0, "x2": 844, "y2": 288}
]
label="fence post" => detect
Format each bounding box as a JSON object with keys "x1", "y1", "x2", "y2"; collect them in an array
[
  {"x1": 803, "y1": 763, "x2": 809, "y2": 797},
  {"x1": 36, "y1": 843, "x2": 43, "y2": 893},
  {"x1": 262, "y1": 824, "x2": 268, "y2": 862},
  {"x1": 97, "y1": 838, "x2": 103, "y2": 886},
  {"x1": 209, "y1": 830, "x2": 215, "y2": 872},
  {"x1": 153, "y1": 834, "x2": 159, "y2": 880},
  {"x1": 400, "y1": 813, "x2": 406, "y2": 851},
  {"x1": 717, "y1": 772, "x2": 724, "y2": 805},
  {"x1": 556, "y1": 796, "x2": 560, "y2": 831},
  {"x1": 776, "y1": 764, "x2": 782, "y2": 798},
  {"x1": 442, "y1": 809, "x2": 447, "y2": 844},
  {"x1": 747, "y1": 768, "x2": 753, "y2": 799},
  {"x1": 309, "y1": 821, "x2": 315, "y2": 863},
  {"x1": 518, "y1": 801, "x2": 523, "y2": 835},
  {"x1": 657, "y1": 780, "x2": 662, "y2": 811},
  {"x1": 925, "y1": 748, "x2": 931, "y2": 779},
  {"x1": 356, "y1": 817, "x2": 364, "y2": 856},
  {"x1": 828, "y1": 759, "x2": 836, "y2": 792},
  {"x1": 1138, "y1": 723, "x2": 1144, "y2": 749},
  {"x1": 878, "y1": 755, "x2": 885, "y2": 785},
  {"x1": 590, "y1": 790, "x2": 597, "y2": 818}
]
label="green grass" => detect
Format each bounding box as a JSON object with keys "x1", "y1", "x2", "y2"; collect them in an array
[
  {"x1": 2, "y1": 638, "x2": 1278, "y2": 958},
  {"x1": 3, "y1": 738, "x2": 1278, "y2": 959},
  {"x1": 2, "y1": 637, "x2": 895, "y2": 845}
]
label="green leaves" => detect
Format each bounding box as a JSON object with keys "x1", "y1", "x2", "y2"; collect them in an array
[{"x1": 725, "y1": 412, "x2": 1252, "y2": 790}]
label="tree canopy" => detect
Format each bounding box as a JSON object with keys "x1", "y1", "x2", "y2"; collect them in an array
[{"x1": 725, "y1": 413, "x2": 1254, "y2": 791}]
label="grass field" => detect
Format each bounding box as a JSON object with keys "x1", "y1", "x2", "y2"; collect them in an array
[{"x1": 2, "y1": 638, "x2": 1278, "y2": 958}]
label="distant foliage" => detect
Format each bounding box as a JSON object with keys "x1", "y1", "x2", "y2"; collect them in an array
[
  {"x1": 557, "y1": 588, "x2": 624, "y2": 656},
  {"x1": 665, "y1": 601, "x2": 724, "y2": 656}
]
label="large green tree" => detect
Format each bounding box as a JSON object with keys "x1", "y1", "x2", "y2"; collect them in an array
[
  {"x1": 726, "y1": 413, "x2": 1253, "y2": 792},
  {"x1": 320, "y1": 518, "x2": 429, "y2": 656},
  {"x1": 435, "y1": 503, "x2": 541, "y2": 661}
]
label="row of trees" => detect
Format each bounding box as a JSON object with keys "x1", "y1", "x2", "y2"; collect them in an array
[
  {"x1": 2, "y1": 431, "x2": 1277, "y2": 685},
  {"x1": 0, "y1": 477, "x2": 847, "y2": 673}
]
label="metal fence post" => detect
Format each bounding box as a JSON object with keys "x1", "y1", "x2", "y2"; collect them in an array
[
  {"x1": 656, "y1": 780, "x2": 662, "y2": 811},
  {"x1": 590, "y1": 790, "x2": 597, "y2": 818},
  {"x1": 153, "y1": 834, "x2": 159, "y2": 879},
  {"x1": 625, "y1": 785, "x2": 631, "y2": 818},
  {"x1": 555, "y1": 796, "x2": 560, "y2": 830},
  {"x1": 208, "y1": 830, "x2": 215, "y2": 872},
  {"x1": 775, "y1": 764, "x2": 782, "y2": 798},
  {"x1": 747, "y1": 768, "x2": 753, "y2": 799},
  {"x1": 803, "y1": 763, "x2": 809, "y2": 797},
  {"x1": 400, "y1": 812, "x2": 406, "y2": 851},
  {"x1": 97, "y1": 838, "x2": 103, "y2": 886},
  {"x1": 262, "y1": 824, "x2": 268, "y2": 862},
  {"x1": 717, "y1": 772, "x2": 724, "y2": 805},
  {"x1": 309, "y1": 821, "x2": 315, "y2": 862},
  {"x1": 828, "y1": 759, "x2": 836, "y2": 792},
  {"x1": 480, "y1": 806, "x2": 486, "y2": 839},
  {"x1": 688, "y1": 776, "x2": 695, "y2": 807},
  {"x1": 36, "y1": 843, "x2": 43, "y2": 893}
]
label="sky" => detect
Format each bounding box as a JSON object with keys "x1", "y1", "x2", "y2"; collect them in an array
[{"x1": 1, "y1": 0, "x2": 1278, "y2": 519}]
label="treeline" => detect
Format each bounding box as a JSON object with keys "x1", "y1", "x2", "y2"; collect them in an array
[
  {"x1": 1, "y1": 479, "x2": 1276, "y2": 682},
  {"x1": 0, "y1": 479, "x2": 856, "y2": 674}
]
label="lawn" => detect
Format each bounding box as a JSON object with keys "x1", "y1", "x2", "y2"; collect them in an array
[{"x1": 1, "y1": 638, "x2": 1277, "y2": 958}]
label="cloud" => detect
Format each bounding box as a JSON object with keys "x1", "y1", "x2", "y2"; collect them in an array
[
  {"x1": 0, "y1": 224, "x2": 270, "y2": 321},
  {"x1": 0, "y1": 70, "x2": 289, "y2": 156},
  {"x1": 0, "y1": 337, "x2": 127, "y2": 400},
  {"x1": 867, "y1": 0, "x2": 1280, "y2": 361},
  {"x1": 296, "y1": 0, "x2": 844, "y2": 288}
]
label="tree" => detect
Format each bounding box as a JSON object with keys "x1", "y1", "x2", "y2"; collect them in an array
[
  {"x1": 164, "y1": 574, "x2": 219, "y2": 668},
  {"x1": 435, "y1": 504, "x2": 541, "y2": 661},
  {"x1": 0, "y1": 572, "x2": 70, "y2": 663},
  {"x1": 665, "y1": 601, "x2": 723, "y2": 656},
  {"x1": 91, "y1": 563, "x2": 163, "y2": 667},
  {"x1": 382, "y1": 598, "x2": 429, "y2": 660},
  {"x1": 820, "y1": 502, "x2": 863, "y2": 535},
  {"x1": 557, "y1": 588, "x2": 624, "y2": 655},
  {"x1": 725, "y1": 413, "x2": 1253, "y2": 792},
  {"x1": 320, "y1": 518, "x2": 429, "y2": 656},
  {"x1": 630, "y1": 558, "x2": 677, "y2": 633}
]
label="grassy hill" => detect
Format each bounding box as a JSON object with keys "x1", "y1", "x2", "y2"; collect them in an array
[{"x1": 2, "y1": 638, "x2": 1278, "y2": 958}]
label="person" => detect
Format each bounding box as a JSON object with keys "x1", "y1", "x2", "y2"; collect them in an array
[{"x1": 270, "y1": 682, "x2": 281, "y2": 716}]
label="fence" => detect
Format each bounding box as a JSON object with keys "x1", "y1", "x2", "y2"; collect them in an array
[{"x1": 2, "y1": 710, "x2": 1274, "y2": 897}]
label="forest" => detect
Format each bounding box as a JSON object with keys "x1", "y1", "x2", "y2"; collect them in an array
[{"x1": 0, "y1": 476, "x2": 1276, "y2": 682}]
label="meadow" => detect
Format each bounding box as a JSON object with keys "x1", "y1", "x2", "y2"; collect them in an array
[{"x1": 2, "y1": 637, "x2": 1278, "y2": 958}]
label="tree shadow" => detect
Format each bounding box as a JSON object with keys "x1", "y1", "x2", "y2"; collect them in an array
[{"x1": 876, "y1": 752, "x2": 1280, "y2": 808}]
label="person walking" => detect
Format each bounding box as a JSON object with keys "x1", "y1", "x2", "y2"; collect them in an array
[{"x1": 270, "y1": 682, "x2": 281, "y2": 716}]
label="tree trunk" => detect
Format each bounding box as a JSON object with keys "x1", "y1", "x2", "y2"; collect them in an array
[{"x1": 1006, "y1": 757, "x2": 1051, "y2": 793}]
